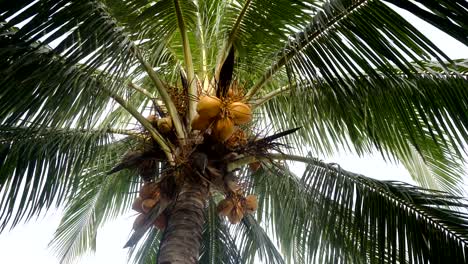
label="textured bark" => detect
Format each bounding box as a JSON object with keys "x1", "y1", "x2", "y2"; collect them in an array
[{"x1": 157, "y1": 180, "x2": 208, "y2": 264}]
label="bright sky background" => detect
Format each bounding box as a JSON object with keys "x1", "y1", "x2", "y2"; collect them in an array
[{"x1": 0, "y1": 5, "x2": 467, "y2": 264}]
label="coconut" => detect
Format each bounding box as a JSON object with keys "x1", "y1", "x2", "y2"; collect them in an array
[
  {"x1": 139, "y1": 182, "x2": 159, "y2": 200},
  {"x1": 146, "y1": 114, "x2": 158, "y2": 127},
  {"x1": 191, "y1": 114, "x2": 212, "y2": 131},
  {"x1": 157, "y1": 117, "x2": 173, "y2": 134},
  {"x1": 217, "y1": 199, "x2": 234, "y2": 217},
  {"x1": 141, "y1": 199, "x2": 157, "y2": 213},
  {"x1": 153, "y1": 213, "x2": 167, "y2": 230},
  {"x1": 213, "y1": 117, "x2": 235, "y2": 142},
  {"x1": 243, "y1": 195, "x2": 258, "y2": 214},
  {"x1": 249, "y1": 162, "x2": 262, "y2": 172},
  {"x1": 133, "y1": 214, "x2": 146, "y2": 230},
  {"x1": 197, "y1": 95, "x2": 222, "y2": 119},
  {"x1": 228, "y1": 206, "x2": 244, "y2": 224},
  {"x1": 132, "y1": 197, "x2": 144, "y2": 213},
  {"x1": 228, "y1": 102, "x2": 252, "y2": 125}
]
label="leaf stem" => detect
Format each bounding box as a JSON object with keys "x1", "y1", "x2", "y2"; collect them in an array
[
  {"x1": 214, "y1": 0, "x2": 252, "y2": 79},
  {"x1": 251, "y1": 85, "x2": 290, "y2": 108},
  {"x1": 133, "y1": 47, "x2": 185, "y2": 140},
  {"x1": 106, "y1": 89, "x2": 174, "y2": 163},
  {"x1": 174, "y1": 0, "x2": 197, "y2": 128}
]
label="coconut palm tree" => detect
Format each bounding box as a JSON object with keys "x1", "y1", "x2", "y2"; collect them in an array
[{"x1": 1, "y1": 0, "x2": 468, "y2": 263}]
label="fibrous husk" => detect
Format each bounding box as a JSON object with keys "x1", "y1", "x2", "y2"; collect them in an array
[
  {"x1": 228, "y1": 205, "x2": 244, "y2": 224},
  {"x1": 243, "y1": 195, "x2": 258, "y2": 214},
  {"x1": 197, "y1": 95, "x2": 222, "y2": 119},
  {"x1": 213, "y1": 117, "x2": 235, "y2": 142},
  {"x1": 133, "y1": 214, "x2": 146, "y2": 230},
  {"x1": 217, "y1": 199, "x2": 234, "y2": 216},
  {"x1": 141, "y1": 198, "x2": 157, "y2": 213},
  {"x1": 157, "y1": 117, "x2": 173, "y2": 134},
  {"x1": 191, "y1": 114, "x2": 212, "y2": 131},
  {"x1": 139, "y1": 182, "x2": 159, "y2": 199},
  {"x1": 228, "y1": 102, "x2": 252, "y2": 125},
  {"x1": 132, "y1": 197, "x2": 144, "y2": 213},
  {"x1": 153, "y1": 213, "x2": 167, "y2": 230}
]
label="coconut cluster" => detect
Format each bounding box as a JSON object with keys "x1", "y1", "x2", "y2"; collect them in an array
[
  {"x1": 192, "y1": 95, "x2": 252, "y2": 142},
  {"x1": 217, "y1": 194, "x2": 258, "y2": 224},
  {"x1": 132, "y1": 182, "x2": 167, "y2": 230}
]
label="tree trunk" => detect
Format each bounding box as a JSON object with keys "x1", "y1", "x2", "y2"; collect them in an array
[{"x1": 157, "y1": 180, "x2": 208, "y2": 264}]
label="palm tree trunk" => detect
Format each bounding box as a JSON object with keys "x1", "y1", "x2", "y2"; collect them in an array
[{"x1": 157, "y1": 180, "x2": 208, "y2": 264}]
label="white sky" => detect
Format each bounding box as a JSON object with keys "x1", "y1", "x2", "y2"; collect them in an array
[{"x1": 0, "y1": 5, "x2": 467, "y2": 264}]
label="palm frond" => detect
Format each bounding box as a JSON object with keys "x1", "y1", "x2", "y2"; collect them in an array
[
  {"x1": 1, "y1": 0, "x2": 135, "y2": 75},
  {"x1": 261, "y1": 61, "x2": 468, "y2": 194},
  {"x1": 0, "y1": 126, "x2": 128, "y2": 231},
  {"x1": 49, "y1": 162, "x2": 139, "y2": 264},
  {"x1": 263, "y1": 155, "x2": 468, "y2": 263},
  {"x1": 127, "y1": 228, "x2": 162, "y2": 264},
  {"x1": 249, "y1": 0, "x2": 466, "y2": 96},
  {"x1": 250, "y1": 162, "x2": 359, "y2": 264},
  {"x1": 199, "y1": 198, "x2": 242, "y2": 264},
  {"x1": 385, "y1": 0, "x2": 468, "y2": 45},
  {"x1": 231, "y1": 214, "x2": 285, "y2": 264}
]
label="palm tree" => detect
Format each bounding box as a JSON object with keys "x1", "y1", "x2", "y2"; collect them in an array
[{"x1": 1, "y1": 0, "x2": 468, "y2": 263}]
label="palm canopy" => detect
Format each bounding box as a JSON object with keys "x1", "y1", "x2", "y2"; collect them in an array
[{"x1": 1, "y1": 0, "x2": 468, "y2": 263}]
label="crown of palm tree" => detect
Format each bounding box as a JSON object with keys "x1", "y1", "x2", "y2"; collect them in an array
[{"x1": 1, "y1": 0, "x2": 468, "y2": 263}]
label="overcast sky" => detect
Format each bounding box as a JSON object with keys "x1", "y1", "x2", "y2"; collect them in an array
[{"x1": 0, "y1": 5, "x2": 467, "y2": 264}]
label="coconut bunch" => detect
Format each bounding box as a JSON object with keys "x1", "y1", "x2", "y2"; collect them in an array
[
  {"x1": 217, "y1": 194, "x2": 258, "y2": 224},
  {"x1": 192, "y1": 93, "x2": 253, "y2": 142},
  {"x1": 132, "y1": 182, "x2": 168, "y2": 230}
]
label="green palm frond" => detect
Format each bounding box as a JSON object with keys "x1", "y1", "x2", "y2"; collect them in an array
[
  {"x1": 248, "y1": 0, "x2": 468, "y2": 96},
  {"x1": 199, "y1": 198, "x2": 242, "y2": 264},
  {"x1": 251, "y1": 162, "x2": 359, "y2": 264},
  {"x1": 0, "y1": 0, "x2": 135, "y2": 75},
  {"x1": 127, "y1": 228, "x2": 162, "y2": 264},
  {"x1": 49, "y1": 163, "x2": 139, "y2": 264},
  {"x1": 0, "y1": 126, "x2": 129, "y2": 231},
  {"x1": 256, "y1": 155, "x2": 468, "y2": 263},
  {"x1": 231, "y1": 214, "x2": 285, "y2": 264},
  {"x1": 385, "y1": 0, "x2": 468, "y2": 45},
  {"x1": 261, "y1": 61, "x2": 468, "y2": 194}
]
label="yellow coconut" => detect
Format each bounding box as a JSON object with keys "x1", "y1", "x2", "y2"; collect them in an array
[
  {"x1": 157, "y1": 117, "x2": 173, "y2": 134},
  {"x1": 132, "y1": 197, "x2": 144, "y2": 213},
  {"x1": 228, "y1": 206, "x2": 244, "y2": 224},
  {"x1": 197, "y1": 95, "x2": 222, "y2": 119},
  {"x1": 191, "y1": 114, "x2": 212, "y2": 131},
  {"x1": 228, "y1": 102, "x2": 252, "y2": 125},
  {"x1": 133, "y1": 214, "x2": 146, "y2": 230},
  {"x1": 243, "y1": 195, "x2": 258, "y2": 214},
  {"x1": 141, "y1": 198, "x2": 157, "y2": 213},
  {"x1": 217, "y1": 199, "x2": 234, "y2": 217},
  {"x1": 213, "y1": 117, "x2": 235, "y2": 142}
]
